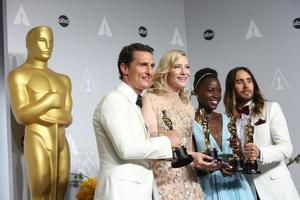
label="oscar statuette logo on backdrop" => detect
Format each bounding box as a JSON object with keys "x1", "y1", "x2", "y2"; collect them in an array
[{"x1": 171, "y1": 27, "x2": 184, "y2": 46}]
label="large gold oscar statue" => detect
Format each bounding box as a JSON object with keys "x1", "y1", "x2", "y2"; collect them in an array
[{"x1": 7, "y1": 26, "x2": 72, "y2": 200}]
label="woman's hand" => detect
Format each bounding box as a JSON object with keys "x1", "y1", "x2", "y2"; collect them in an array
[
  {"x1": 220, "y1": 162, "x2": 233, "y2": 177},
  {"x1": 190, "y1": 152, "x2": 220, "y2": 172}
]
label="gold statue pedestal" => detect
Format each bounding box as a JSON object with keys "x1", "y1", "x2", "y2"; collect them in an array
[
  {"x1": 228, "y1": 154, "x2": 244, "y2": 172},
  {"x1": 205, "y1": 147, "x2": 222, "y2": 164},
  {"x1": 171, "y1": 146, "x2": 193, "y2": 168},
  {"x1": 205, "y1": 147, "x2": 217, "y2": 158},
  {"x1": 243, "y1": 159, "x2": 261, "y2": 174}
]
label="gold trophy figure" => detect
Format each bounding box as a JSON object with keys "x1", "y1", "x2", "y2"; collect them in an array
[
  {"x1": 227, "y1": 116, "x2": 244, "y2": 172},
  {"x1": 7, "y1": 26, "x2": 72, "y2": 199},
  {"x1": 243, "y1": 119, "x2": 260, "y2": 174},
  {"x1": 162, "y1": 110, "x2": 193, "y2": 168},
  {"x1": 197, "y1": 108, "x2": 219, "y2": 160}
]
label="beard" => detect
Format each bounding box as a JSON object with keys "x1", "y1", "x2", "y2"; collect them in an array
[{"x1": 236, "y1": 91, "x2": 254, "y2": 105}]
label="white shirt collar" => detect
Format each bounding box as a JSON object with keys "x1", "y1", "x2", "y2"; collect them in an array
[{"x1": 117, "y1": 81, "x2": 139, "y2": 105}]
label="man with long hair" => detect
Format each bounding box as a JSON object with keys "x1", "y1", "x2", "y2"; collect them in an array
[{"x1": 223, "y1": 67, "x2": 299, "y2": 200}]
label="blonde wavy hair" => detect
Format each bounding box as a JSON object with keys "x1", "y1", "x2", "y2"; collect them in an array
[{"x1": 147, "y1": 50, "x2": 190, "y2": 104}]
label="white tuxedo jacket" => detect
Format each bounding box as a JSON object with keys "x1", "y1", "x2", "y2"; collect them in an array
[
  {"x1": 249, "y1": 102, "x2": 299, "y2": 200},
  {"x1": 93, "y1": 82, "x2": 172, "y2": 200}
]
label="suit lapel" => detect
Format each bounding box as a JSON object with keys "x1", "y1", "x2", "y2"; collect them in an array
[
  {"x1": 251, "y1": 114, "x2": 259, "y2": 143},
  {"x1": 252, "y1": 112, "x2": 265, "y2": 143},
  {"x1": 115, "y1": 89, "x2": 149, "y2": 138},
  {"x1": 136, "y1": 108, "x2": 150, "y2": 138}
]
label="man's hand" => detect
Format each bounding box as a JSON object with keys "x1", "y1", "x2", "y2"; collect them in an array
[
  {"x1": 244, "y1": 143, "x2": 260, "y2": 158},
  {"x1": 164, "y1": 131, "x2": 181, "y2": 148}
]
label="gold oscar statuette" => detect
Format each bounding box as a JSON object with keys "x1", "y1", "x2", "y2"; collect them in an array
[
  {"x1": 197, "y1": 108, "x2": 219, "y2": 160},
  {"x1": 243, "y1": 119, "x2": 261, "y2": 174},
  {"x1": 7, "y1": 26, "x2": 72, "y2": 200},
  {"x1": 227, "y1": 115, "x2": 244, "y2": 172},
  {"x1": 162, "y1": 109, "x2": 193, "y2": 168}
]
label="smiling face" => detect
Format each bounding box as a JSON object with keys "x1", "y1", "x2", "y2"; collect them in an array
[
  {"x1": 234, "y1": 69, "x2": 254, "y2": 106},
  {"x1": 120, "y1": 50, "x2": 154, "y2": 94},
  {"x1": 27, "y1": 27, "x2": 53, "y2": 62},
  {"x1": 196, "y1": 77, "x2": 222, "y2": 112},
  {"x1": 165, "y1": 55, "x2": 190, "y2": 92}
]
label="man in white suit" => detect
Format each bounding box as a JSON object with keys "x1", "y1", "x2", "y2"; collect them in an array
[
  {"x1": 93, "y1": 43, "x2": 181, "y2": 200},
  {"x1": 224, "y1": 66, "x2": 300, "y2": 200}
]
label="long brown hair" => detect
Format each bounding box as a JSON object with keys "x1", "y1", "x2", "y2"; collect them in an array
[{"x1": 223, "y1": 67, "x2": 264, "y2": 116}]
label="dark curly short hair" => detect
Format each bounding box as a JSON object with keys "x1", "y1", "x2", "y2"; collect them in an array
[
  {"x1": 117, "y1": 43, "x2": 154, "y2": 80},
  {"x1": 193, "y1": 67, "x2": 218, "y2": 91}
]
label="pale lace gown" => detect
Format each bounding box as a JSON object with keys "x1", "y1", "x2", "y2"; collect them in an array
[{"x1": 142, "y1": 92, "x2": 204, "y2": 200}]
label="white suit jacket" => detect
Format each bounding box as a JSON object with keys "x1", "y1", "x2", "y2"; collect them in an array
[
  {"x1": 248, "y1": 102, "x2": 299, "y2": 200},
  {"x1": 93, "y1": 82, "x2": 173, "y2": 200}
]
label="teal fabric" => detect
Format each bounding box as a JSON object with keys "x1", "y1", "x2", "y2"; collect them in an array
[{"x1": 194, "y1": 114, "x2": 255, "y2": 200}]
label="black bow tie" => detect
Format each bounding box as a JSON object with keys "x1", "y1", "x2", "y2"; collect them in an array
[
  {"x1": 136, "y1": 94, "x2": 143, "y2": 108},
  {"x1": 237, "y1": 105, "x2": 249, "y2": 116}
]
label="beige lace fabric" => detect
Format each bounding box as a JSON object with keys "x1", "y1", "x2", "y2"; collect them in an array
[{"x1": 142, "y1": 92, "x2": 204, "y2": 200}]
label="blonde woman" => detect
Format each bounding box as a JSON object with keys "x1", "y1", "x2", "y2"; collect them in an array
[{"x1": 142, "y1": 50, "x2": 216, "y2": 200}]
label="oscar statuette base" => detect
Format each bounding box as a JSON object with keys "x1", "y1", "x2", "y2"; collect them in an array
[
  {"x1": 242, "y1": 159, "x2": 261, "y2": 174},
  {"x1": 228, "y1": 156, "x2": 244, "y2": 172},
  {"x1": 205, "y1": 148, "x2": 222, "y2": 165},
  {"x1": 171, "y1": 146, "x2": 193, "y2": 168}
]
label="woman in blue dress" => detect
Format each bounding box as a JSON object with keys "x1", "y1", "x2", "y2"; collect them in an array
[{"x1": 192, "y1": 68, "x2": 255, "y2": 200}]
